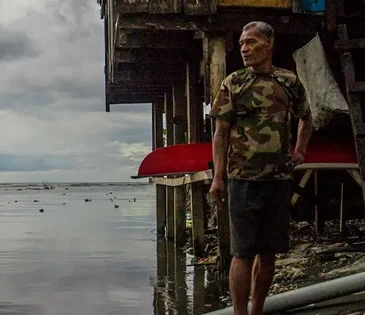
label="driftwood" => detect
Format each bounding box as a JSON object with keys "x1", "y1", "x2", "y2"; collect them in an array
[{"x1": 314, "y1": 246, "x2": 365, "y2": 256}]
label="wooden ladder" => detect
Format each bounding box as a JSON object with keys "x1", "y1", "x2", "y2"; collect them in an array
[{"x1": 334, "y1": 23, "x2": 365, "y2": 207}]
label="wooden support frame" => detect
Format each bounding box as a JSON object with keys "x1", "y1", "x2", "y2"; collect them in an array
[
  {"x1": 337, "y1": 24, "x2": 365, "y2": 211},
  {"x1": 165, "y1": 90, "x2": 175, "y2": 240},
  {"x1": 153, "y1": 100, "x2": 166, "y2": 236},
  {"x1": 173, "y1": 84, "x2": 187, "y2": 247}
]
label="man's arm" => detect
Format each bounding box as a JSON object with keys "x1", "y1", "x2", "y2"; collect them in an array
[
  {"x1": 212, "y1": 119, "x2": 231, "y2": 180},
  {"x1": 292, "y1": 113, "x2": 314, "y2": 165}
]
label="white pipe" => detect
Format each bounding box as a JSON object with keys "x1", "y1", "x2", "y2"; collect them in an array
[{"x1": 204, "y1": 272, "x2": 365, "y2": 315}]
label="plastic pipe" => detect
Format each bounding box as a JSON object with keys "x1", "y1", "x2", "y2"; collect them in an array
[{"x1": 204, "y1": 271, "x2": 365, "y2": 315}]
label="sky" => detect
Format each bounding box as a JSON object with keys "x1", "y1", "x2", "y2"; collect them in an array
[{"x1": 0, "y1": 0, "x2": 152, "y2": 183}]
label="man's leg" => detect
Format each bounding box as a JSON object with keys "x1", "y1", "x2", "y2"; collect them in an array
[
  {"x1": 249, "y1": 181, "x2": 291, "y2": 315},
  {"x1": 250, "y1": 254, "x2": 275, "y2": 315},
  {"x1": 229, "y1": 256, "x2": 254, "y2": 315}
]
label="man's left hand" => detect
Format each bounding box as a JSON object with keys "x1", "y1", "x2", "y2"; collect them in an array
[{"x1": 290, "y1": 151, "x2": 305, "y2": 166}]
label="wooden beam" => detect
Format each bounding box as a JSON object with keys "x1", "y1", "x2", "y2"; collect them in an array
[
  {"x1": 291, "y1": 169, "x2": 313, "y2": 207},
  {"x1": 165, "y1": 90, "x2": 175, "y2": 241},
  {"x1": 116, "y1": 13, "x2": 321, "y2": 34},
  {"x1": 115, "y1": 48, "x2": 185, "y2": 64},
  {"x1": 116, "y1": 29, "x2": 192, "y2": 49},
  {"x1": 154, "y1": 238, "x2": 167, "y2": 314},
  {"x1": 174, "y1": 185, "x2": 186, "y2": 247},
  {"x1": 325, "y1": 0, "x2": 337, "y2": 35},
  {"x1": 153, "y1": 99, "x2": 167, "y2": 237},
  {"x1": 334, "y1": 39, "x2": 365, "y2": 50},
  {"x1": 186, "y1": 61, "x2": 203, "y2": 143},
  {"x1": 152, "y1": 170, "x2": 213, "y2": 186},
  {"x1": 338, "y1": 25, "x2": 365, "y2": 136},
  {"x1": 149, "y1": 0, "x2": 182, "y2": 13},
  {"x1": 190, "y1": 181, "x2": 205, "y2": 257},
  {"x1": 153, "y1": 99, "x2": 165, "y2": 150},
  {"x1": 156, "y1": 184, "x2": 167, "y2": 235},
  {"x1": 116, "y1": 0, "x2": 148, "y2": 13},
  {"x1": 207, "y1": 38, "x2": 228, "y2": 270},
  {"x1": 173, "y1": 85, "x2": 187, "y2": 247},
  {"x1": 173, "y1": 85, "x2": 187, "y2": 145},
  {"x1": 314, "y1": 170, "x2": 324, "y2": 234},
  {"x1": 183, "y1": 0, "x2": 217, "y2": 15}
]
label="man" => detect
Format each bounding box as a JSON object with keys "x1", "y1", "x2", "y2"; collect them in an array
[{"x1": 209, "y1": 21, "x2": 313, "y2": 315}]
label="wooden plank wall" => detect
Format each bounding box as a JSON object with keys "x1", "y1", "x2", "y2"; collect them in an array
[
  {"x1": 116, "y1": 0, "x2": 217, "y2": 14},
  {"x1": 217, "y1": 0, "x2": 291, "y2": 8}
]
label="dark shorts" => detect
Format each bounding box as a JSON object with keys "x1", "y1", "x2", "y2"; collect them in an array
[{"x1": 228, "y1": 179, "x2": 291, "y2": 259}]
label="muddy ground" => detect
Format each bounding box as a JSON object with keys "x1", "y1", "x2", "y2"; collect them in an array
[{"x1": 184, "y1": 218, "x2": 365, "y2": 308}]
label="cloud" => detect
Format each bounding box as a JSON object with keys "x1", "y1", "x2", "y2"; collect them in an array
[
  {"x1": 0, "y1": 24, "x2": 40, "y2": 61},
  {"x1": 0, "y1": 0, "x2": 158, "y2": 182}
]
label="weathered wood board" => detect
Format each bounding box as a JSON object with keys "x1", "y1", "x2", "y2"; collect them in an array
[
  {"x1": 149, "y1": 0, "x2": 182, "y2": 13},
  {"x1": 183, "y1": 0, "x2": 217, "y2": 15},
  {"x1": 217, "y1": 0, "x2": 291, "y2": 8}
]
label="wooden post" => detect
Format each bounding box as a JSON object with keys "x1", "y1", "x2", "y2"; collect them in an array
[
  {"x1": 205, "y1": 34, "x2": 230, "y2": 274},
  {"x1": 190, "y1": 182, "x2": 205, "y2": 257},
  {"x1": 193, "y1": 265, "x2": 205, "y2": 314},
  {"x1": 186, "y1": 60, "x2": 205, "y2": 257},
  {"x1": 153, "y1": 99, "x2": 166, "y2": 236},
  {"x1": 165, "y1": 90, "x2": 175, "y2": 241},
  {"x1": 174, "y1": 249, "x2": 188, "y2": 315},
  {"x1": 186, "y1": 61, "x2": 203, "y2": 144},
  {"x1": 314, "y1": 170, "x2": 324, "y2": 234},
  {"x1": 166, "y1": 241, "x2": 176, "y2": 313},
  {"x1": 153, "y1": 238, "x2": 167, "y2": 315},
  {"x1": 173, "y1": 85, "x2": 187, "y2": 247}
]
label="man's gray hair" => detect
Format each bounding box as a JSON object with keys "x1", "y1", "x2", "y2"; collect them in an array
[{"x1": 242, "y1": 21, "x2": 275, "y2": 39}]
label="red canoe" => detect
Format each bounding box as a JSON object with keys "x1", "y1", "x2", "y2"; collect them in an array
[{"x1": 134, "y1": 140, "x2": 358, "y2": 178}]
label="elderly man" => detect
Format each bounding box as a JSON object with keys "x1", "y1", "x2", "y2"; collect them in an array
[{"x1": 209, "y1": 21, "x2": 313, "y2": 315}]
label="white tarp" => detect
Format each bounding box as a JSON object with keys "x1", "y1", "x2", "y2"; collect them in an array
[{"x1": 293, "y1": 33, "x2": 349, "y2": 129}]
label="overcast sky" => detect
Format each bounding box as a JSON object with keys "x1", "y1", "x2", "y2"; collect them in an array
[{"x1": 0, "y1": 0, "x2": 152, "y2": 183}]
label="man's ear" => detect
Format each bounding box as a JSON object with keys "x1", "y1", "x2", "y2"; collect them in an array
[{"x1": 267, "y1": 38, "x2": 274, "y2": 50}]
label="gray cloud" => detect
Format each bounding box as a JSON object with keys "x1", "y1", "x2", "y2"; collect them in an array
[
  {"x1": 0, "y1": 0, "x2": 154, "y2": 182},
  {"x1": 0, "y1": 24, "x2": 39, "y2": 61}
]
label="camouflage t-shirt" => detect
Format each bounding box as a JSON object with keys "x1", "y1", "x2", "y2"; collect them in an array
[{"x1": 209, "y1": 67, "x2": 310, "y2": 180}]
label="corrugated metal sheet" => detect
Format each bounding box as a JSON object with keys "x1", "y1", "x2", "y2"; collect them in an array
[{"x1": 217, "y1": 0, "x2": 291, "y2": 8}]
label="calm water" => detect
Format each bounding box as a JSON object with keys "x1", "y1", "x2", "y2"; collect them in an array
[{"x1": 0, "y1": 183, "x2": 225, "y2": 315}]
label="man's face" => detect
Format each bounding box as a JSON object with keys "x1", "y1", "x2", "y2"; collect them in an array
[{"x1": 239, "y1": 26, "x2": 273, "y2": 68}]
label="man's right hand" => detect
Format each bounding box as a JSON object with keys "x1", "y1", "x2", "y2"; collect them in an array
[{"x1": 209, "y1": 177, "x2": 226, "y2": 208}]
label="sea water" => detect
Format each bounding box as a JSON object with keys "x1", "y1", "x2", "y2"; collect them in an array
[{"x1": 0, "y1": 182, "x2": 225, "y2": 315}]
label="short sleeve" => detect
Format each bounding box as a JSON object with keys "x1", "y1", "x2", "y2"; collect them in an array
[
  {"x1": 209, "y1": 79, "x2": 235, "y2": 123},
  {"x1": 291, "y1": 78, "x2": 310, "y2": 119}
]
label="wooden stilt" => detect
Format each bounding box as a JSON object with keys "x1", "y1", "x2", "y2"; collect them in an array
[
  {"x1": 165, "y1": 90, "x2": 175, "y2": 240},
  {"x1": 174, "y1": 249, "x2": 187, "y2": 314},
  {"x1": 190, "y1": 182, "x2": 205, "y2": 257},
  {"x1": 154, "y1": 238, "x2": 167, "y2": 315},
  {"x1": 186, "y1": 60, "x2": 206, "y2": 256},
  {"x1": 173, "y1": 85, "x2": 187, "y2": 247},
  {"x1": 314, "y1": 171, "x2": 324, "y2": 234},
  {"x1": 193, "y1": 265, "x2": 205, "y2": 314},
  {"x1": 205, "y1": 34, "x2": 230, "y2": 275},
  {"x1": 166, "y1": 241, "x2": 176, "y2": 314},
  {"x1": 153, "y1": 99, "x2": 166, "y2": 236},
  {"x1": 340, "y1": 183, "x2": 344, "y2": 233}
]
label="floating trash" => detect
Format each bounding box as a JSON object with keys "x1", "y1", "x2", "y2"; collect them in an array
[
  {"x1": 114, "y1": 205, "x2": 119, "y2": 209},
  {"x1": 39, "y1": 209, "x2": 44, "y2": 213},
  {"x1": 33, "y1": 200, "x2": 39, "y2": 203},
  {"x1": 84, "y1": 199, "x2": 92, "y2": 202}
]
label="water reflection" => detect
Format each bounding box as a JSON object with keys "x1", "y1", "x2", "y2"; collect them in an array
[{"x1": 154, "y1": 238, "x2": 228, "y2": 315}]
